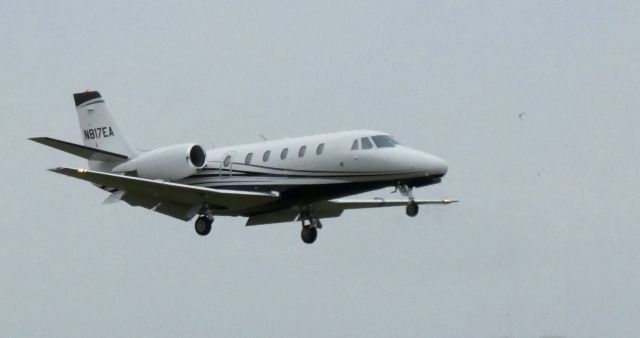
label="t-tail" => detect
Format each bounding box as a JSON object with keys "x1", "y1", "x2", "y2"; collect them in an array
[
  {"x1": 75, "y1": 91, "x2": 135, "y2": 167},
  {"x1": 30, "y1": 91, "x2": 136, "y2": 172}
]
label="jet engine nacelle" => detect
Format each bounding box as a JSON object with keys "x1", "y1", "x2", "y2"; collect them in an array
[{"x1": 112, "y1": 143, "x2": 207, "y2": 181}]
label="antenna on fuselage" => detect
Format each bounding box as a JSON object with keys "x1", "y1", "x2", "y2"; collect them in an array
[{"x1": 259, "y1": 134, "x2": 268, "y2": 141}]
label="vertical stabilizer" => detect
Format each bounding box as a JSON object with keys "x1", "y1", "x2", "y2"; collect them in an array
[{"x1": 74, "y1": 91, "x2": 135, "y2": 170}]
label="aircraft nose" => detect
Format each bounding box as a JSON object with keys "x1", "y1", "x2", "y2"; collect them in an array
[
  {"x1": 423, "y1": 153, "x2": 448, "y2": 176},
  {"x1": 433, "y1": 157, "x2": 448, "y2": 175}
]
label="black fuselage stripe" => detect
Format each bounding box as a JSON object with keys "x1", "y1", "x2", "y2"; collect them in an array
[
  {"x1": 201, "y1": 162, "x2": 404, "y2": 175},
  {"x1": 181, "y1": 173, "x2": 436, "y2": 187},
  {"x1": 188, "y1": 171, "x2": 414, "y2": 179}
]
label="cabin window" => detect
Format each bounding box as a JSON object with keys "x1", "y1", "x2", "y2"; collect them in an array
[
  {"x1": 361, "y1": 137, "x2": 374, "y2": 150},
  {"x1": 298, "y1": 145, "x2": 307, "y2": 157},
  {"x1": 263, "y1": 150, "x2": 271, "y2": 162},
  {"x1": 245, "y1": 153, "x2": 253, "y2": 165},
  {"x1": 316, "y1": 143, "x2": 325, "y2": 155},
  {"x1": 281, "y1": 148, "x2": 289, "y2": 160},
  {"x1": 371, "y1": 135, "x2": 400, "y2": 148},
  {"x1": 223, "y1": 155, "x2": 232, "y2": 167},
  {"x1": 351, "y1": 139, "x2": 359, "y2": 150}
]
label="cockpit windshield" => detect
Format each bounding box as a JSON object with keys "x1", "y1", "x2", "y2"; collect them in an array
[{"x1": 371, "y1": 135, "x2": 400, "y2": 148}]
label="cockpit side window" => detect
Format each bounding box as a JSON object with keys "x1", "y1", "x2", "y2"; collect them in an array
[
  {"x1": 351, "y1": 139, "x2": 359, "y2": 150},
  {"x1": 371, "y1": 135, "x2": 400, "y2": 148},
  {"x1": 361, "y1": 137, "x2": 373, "y2": 150}
]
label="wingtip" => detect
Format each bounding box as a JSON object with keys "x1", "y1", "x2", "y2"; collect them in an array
[
  {"x1": 47, "y1": 167, "x2": 92, "y2": 177},
  {"x1": 47, "y1": 167, "x2": 66, "y2": 173}
]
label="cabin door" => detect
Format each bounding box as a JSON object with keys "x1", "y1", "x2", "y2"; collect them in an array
[{"x1": 219, "y1": 151, "x2": 236, "y2": 177}]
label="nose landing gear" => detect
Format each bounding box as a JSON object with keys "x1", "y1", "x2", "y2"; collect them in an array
[
  {"x1": 406, "y1": 201, "x2": 419, "y2": 217},
  {"x1": 397, "y1": 184, "x2": 420, "y2": 217}
]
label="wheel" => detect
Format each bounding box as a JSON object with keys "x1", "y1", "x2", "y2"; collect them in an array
[
  {"x1": 406, "y1": 202, "x2": 419, "y2": 217},
  {"x1": 301, "y1": 227, "x2": 318, "y2": 244},
  {"x1": 195, "y1": 216, "x2": 212, "y2": 236}
]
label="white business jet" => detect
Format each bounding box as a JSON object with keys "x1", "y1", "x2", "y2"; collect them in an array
[{"x1": 31, "y1": 91, "x2": 457, "y2": 244}]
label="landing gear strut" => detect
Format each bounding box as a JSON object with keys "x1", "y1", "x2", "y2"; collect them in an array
[
  {"x1": 300, "y1": 212, "x2": 322, "y2": 244},
  {"x1": 195, "y1": 204, "x2": 214, "y2": 236}
]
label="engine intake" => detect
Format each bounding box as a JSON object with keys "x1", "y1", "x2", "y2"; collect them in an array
[
  {"x1": 190, "y1": 145, "x2": 206, "y2": 168},
  {"x1": 113, "y1": 143, "x2": 207, "y2": 181}
]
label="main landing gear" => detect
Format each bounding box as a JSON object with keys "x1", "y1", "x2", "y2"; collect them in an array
[
  {"x1": 195, "y1": 204, "x2": 214, "y2": 236},
  {"x1": 300, "y1": 212, "x2": 322, "y2": 244},
  {"x1": 397, "y1": 184, "x2": 420, "y2": 217}
]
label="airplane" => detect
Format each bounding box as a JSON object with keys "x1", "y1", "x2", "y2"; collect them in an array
[{"x1": 30, "y1": 91, "x2": 457, "y2": 244}]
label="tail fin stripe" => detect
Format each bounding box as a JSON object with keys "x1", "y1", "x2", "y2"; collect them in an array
[
  {"x1": 78, "y1": 99, "x2": 105, "y2": 108},
  {"x1": 73, "y1": 91, "x2": 102, "y2": 107}
]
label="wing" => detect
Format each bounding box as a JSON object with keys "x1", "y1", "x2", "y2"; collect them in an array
[
  {"x1": 50, "y1": 167, "x2": 279, "y2": 220},
  {"x1": 313, "y1": 198, "x2": 458, "y2": 211},
  {"x1": 245, "y1": 198, "x2": 458, "y2": 226},
  {"x1": 30, "y1": 137, "x2": 128, "y2": 161}
]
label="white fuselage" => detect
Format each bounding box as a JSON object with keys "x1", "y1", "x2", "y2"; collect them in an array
[{"x1": 178, "y1": 130, "x2": 448, "y2": 205}]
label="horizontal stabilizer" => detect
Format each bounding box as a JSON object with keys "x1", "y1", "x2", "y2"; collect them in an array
[{"x1": 30, "y1": 137, "x2": 128, "y2": 161}]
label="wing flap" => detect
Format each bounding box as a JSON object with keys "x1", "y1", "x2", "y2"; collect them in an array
[
  {"x1": 152, "y1": 202, "x2": 199, "y2": 221},
  {"x1": 121, "y1": 191, "x2": 159, "y2": 208},
  {"x1": 246, "y1": 207, "x2": 345, "y2": 226},
  {"x1": 246, "y1": 209, "x2": 300, "y2": 226}
]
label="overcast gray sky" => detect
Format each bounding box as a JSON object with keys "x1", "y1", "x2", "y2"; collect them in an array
[{"x1": 1, "y1": 1, "x2": 639, "y2": 337}]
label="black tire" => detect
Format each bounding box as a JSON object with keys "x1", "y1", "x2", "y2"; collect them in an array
[
  {"x1": 301, "y1": 227, "x2": 318, "y2": 244},
  {"x1": 406, "y1": 202, "x2": 419, "y2": 217},
  {"x1": 195, "y1": 216, "x2": 212, "y2": 236}
]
